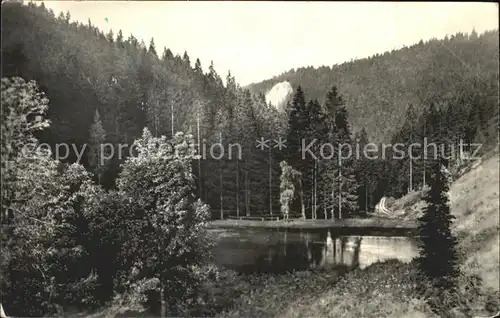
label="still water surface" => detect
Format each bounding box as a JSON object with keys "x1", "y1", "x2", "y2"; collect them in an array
[{"x1": 208, "y1": 228, "x2": 419, "y2": 273}]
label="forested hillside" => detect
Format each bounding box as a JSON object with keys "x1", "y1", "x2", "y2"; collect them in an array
[
  {"x1": 1, "y1": 1, "x2": 286, "y2": 218},
  {"x1": 248, "y1": 29, "x2": 499, "y2": 143}
]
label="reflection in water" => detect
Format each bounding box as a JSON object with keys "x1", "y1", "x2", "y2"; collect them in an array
[{"x1": 209, "y1": 228, "x2": 419, "y2": 273}]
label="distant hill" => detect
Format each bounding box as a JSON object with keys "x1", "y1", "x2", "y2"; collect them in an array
[{"x1": 248, "y1": 30, "x2": 499, "y2": 143}]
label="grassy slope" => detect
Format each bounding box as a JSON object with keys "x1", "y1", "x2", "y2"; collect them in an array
[
  {"x1": 451, "y1": 153, "x2": 500, "y2": 291},
  {"x1": 391, "y1": 152, "x2": 500, "y2": 290},
  {"x1": 219, "y1": 261, "x2": 434, "y2": 318}
]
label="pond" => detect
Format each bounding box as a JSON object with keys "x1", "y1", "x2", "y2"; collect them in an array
[{"x1": 208, "y1": 228, "x2": 419, "y2": 273}]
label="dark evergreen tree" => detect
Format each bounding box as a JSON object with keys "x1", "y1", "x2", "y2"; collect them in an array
[
  {"x1": 285, "y1": 86, "x2": 308, "y2": 168},
  {"x1": 333, "y1": 95, "x2": 358, "y2": 218},
  {"x1": 305, "y1": 99, "x2": 326, "y2": 218},
  {"x1": 161, "y1": 47, "x2": 174, "y2": 62},
  {"x1": 354, "y1": 127, "x2": 373, "y2": 213},
  {"x1": 148, "y1": 37, "x2": 157, "y2": 57},
  {"x1": 284, "y1": 86, "x2": 311, "y2": 216},
  {"x1": 116, "y1": 29, "x2": 124, "y2": 47},
  {"x1": 88, "y1": 109, "x2": 108, "y2": 185},
  {"x1": 194, "y1": 58, "x2": 203, "y2": 75},
  {"x1": 416, "y1": 157, "x2": 460, "y2": 290},
  {"x1": 182, "y1": 50, "x2": 190, "y2": 66},
  {"x1": 320, "y1": 86, "x2": 358, "y2": 218},
  {"x1": 106, "y1": 29, "x2": 114, "y2": 43}
]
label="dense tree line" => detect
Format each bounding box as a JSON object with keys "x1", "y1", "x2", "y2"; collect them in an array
[
  {"x1": 2, "y1": 1, "x2": 287, "y2": 219},
  {"x1": 4, "y1": 2, "x2": 497, "y2": 217},
  {"x1": 249, "y1": 29, "x2": 499, "y2": 145},
  {"x1": 283, "y1": 86, "x2": 360, "y2": 219},
  {"x1": 375, "y1": 86, "x2": 499, "y2": 199}
]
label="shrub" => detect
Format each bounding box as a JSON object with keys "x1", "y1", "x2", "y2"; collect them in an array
[
  {"x1": 115, "y1": 129, "x2": 212, "y2": 317},
  {"x1": 1, "y1": 78, "x2": 104, "y2": 316}
]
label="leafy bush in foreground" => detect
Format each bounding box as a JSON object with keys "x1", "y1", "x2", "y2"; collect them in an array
[
  {"x1": 1, "y1": 77, "x2": 104, "y2": 316},
  {"x1": 115, "y1": 128, "x2": 212, "y2": 317}
]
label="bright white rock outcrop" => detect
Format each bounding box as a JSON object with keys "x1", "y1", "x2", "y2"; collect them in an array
[{"x1": 265, "y1": 81, "x2": 293, "y2": 112}]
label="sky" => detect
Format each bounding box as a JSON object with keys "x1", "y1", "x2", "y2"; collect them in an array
[{"x1": 40, "y1": 1, "x2": 498, "y2": 86}]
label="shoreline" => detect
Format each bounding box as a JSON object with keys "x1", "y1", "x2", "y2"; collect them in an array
[{"x1": 208, "y1": 217, "x2": 418, "y2": 231}]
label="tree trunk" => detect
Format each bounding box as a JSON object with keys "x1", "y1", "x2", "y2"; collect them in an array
[
  {"x1": 423, "y1": 162, "x2": 426, "y2": 189},
  {"x1": 171, "y1": 101, "x2": 174, "y2": 137},
  {"x1": 422, "y1": 125, "x2": 426, "y2": 189},
  {"x1": 299, "y1": 179, "x2": 306, "y2": 219},
  {"x1": 245, "y1": 166, "x2": 250, "y2": 216},
  {"x1": 365, "y1": 184, "x2": 368, "y2": 212},
  {"x1": 154, "y1": 100, "x2": 159, "y2": 137},
  {"x1": 236, "y1": 159, "x2": 240, "y2": 218},
  {"x1": 219, "y1": 132, "x2": 223, "y2": 220},
  {"x1": 314, "y1": 159, "x2": 318, "y2": 219},
  {"x1": 331, "y1": 178, "x2": 335, "y2": 220},
  {"x1": 269, "y1": 146, "x2": 272, "y2": 216},
  {"x1": 311, "y1": 192, "x2": 314, "y2": 220},
  {"x1": 409, "y1": 157, "x2": 413, "y2": 193},
  {"x1": 197, "y1": 112, "x2": 202, "y2": 199},
  {"x1": 204, "y1": 183, "x2": 208, "y2": 204},
  {"x1": 160, "y1": 281, "x2": 166, "y2": 318},
  {"x1": 338, "y1": 162, "x2": 342, "y2": 220},
  {"x1": 115, "y1": 116, "x2": 119, "y2": 136},
  {"x1": 220, "y1": 172, "x2": 223, "y2": 220},
  {"x1": 324, "y1": 186, "x2": 327, "y2": 220}
]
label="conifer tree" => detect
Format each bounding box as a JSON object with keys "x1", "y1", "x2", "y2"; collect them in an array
[
  {"x1": 402, "y1": 103, "x2": 419, "y2": 192},
  {"x1": 355, "y1": 128, "x2": 373, "y2": 212},
  {"x1": 321, "y1": 86, "x2": 340, "y2": 219},
  {"x1": 285, "y1": 86, "x2": 309, "y2": 168},
  {"x1": 88, "y1": 110, "x2": 108, "y2": 185},
  {"x1": 106, "y1": 29, "x2": 114, "y2": 43},
  {"x1": 161, "y1": 47, "x2": 174, "y2": 62},
  {"x1": 324, "y1": 86, "x2": 358, "y2": 218},
  {"x1": 148, "y1": 37, "x2": 157, "y2": 57},
  {"x1": 64, "y1": 10, "x2": 71, "y2": 23},
  {"x1": 234, "y1": 89, "x2": 265, "y2": 217},
  {"x1": 285, "y1": 86, "x2": 312, "y2": 216},
  {"x1": 194, "y1": 58, "x2": 203, "y2": 75},
  {"x1": 116, "y1": 30, "x2": 124, "y2": 47},
  {"x1": 182, "y1": 51, "x2": 190, "y2": 66},
  {"x1": 306, "y1": 99, "x2": 326, "y2": 219},
  {"x1": 416, "y1": 157, "x2": 460, "y2": 290}
]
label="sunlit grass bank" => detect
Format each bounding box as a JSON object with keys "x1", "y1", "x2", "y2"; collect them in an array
[
  {"x1": 215, "y1": 260, "x2": 499, "y2": 318},
  {"x1": 82, "y1": 259, "x2": 499, "y2": 318}
]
